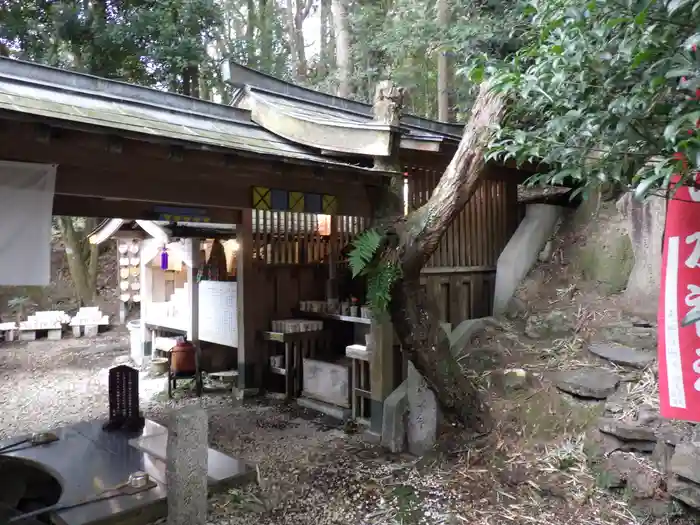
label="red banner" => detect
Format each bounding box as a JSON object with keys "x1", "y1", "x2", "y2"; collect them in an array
[{"x1": 659, "y1": 175, "x2": 700, "y2": 422}]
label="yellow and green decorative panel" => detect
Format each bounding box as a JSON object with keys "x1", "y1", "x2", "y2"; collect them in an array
[
  {"x1": 252, "y1": 186, "x2": 271, "y2": 211},
  {"x1": 322, "y1": 194, "x2": 338, "y2": 215},
  {"x1": 252, "y1": 187, "x2": 337, "y2": 214},
  {"x1": 289, "y1": 191, "x2": 305, "y2": 212}
]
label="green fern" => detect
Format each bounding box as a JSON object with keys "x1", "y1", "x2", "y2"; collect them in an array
[
  {"x1": 348, "y1": 228, "x2": 383, "y2": 278},
  {"x1": 366, "y1": 261, "x2": 402, "y2": 314}
]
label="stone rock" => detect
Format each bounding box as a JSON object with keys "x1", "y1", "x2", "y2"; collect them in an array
[
  {"x1": 167, "y1": 406, "x2": 208, "y2": 525},
  {"x1": 691, "y1": 425, "x2": 700, "y2": 444},
  {"x1": 447, "y1": 317, "x2": 495, "y2": 355},
  {"x1": 670, "y1": 442, "x2": 700, "y2": 485},
  {"x1": 502, "y1": 368, "x2": 530, "y2": 391},
  {"x1": 381, "y1": 381, "x2": 408, "y2": 453},
  {"x1": 636, "y1": 405, "x2": 661, "y2": 426},
  {"x1": 651, "y1": 423, "x2": 688, "y2": 476},
  {"x1": 652, "y1": 440, "x2": 676, "y2": 475},
  {"x1": 525, "y1": 310, "x2": 571, "y2": 339},
  {"x1": 602, "y1": 452, "x2": 638, "y2": 488},
  {"x1": 617, "y1": 192, "x2": 666, "y2": 318},
  {"x1": 599, "y1": 418, "x2": 658, "y2": 443},
  {"x1": 634, "y1": 498, "x2": 675, "y2": 518},
  {"x1": 555, "y1": 368, "x2": 620, "y2": 399},
  {"x1": 668, "y1": 475, "x2": 700, "y2": 510},
  {"x1": 406, "y1": 361, "x2": 438, "y2": 456},
  {"x1": 602, "y1": 452, "x2": 662, "y2": 499},
  {"x1": 603, "y1": 390, "x2": 628, "y2": 417},
  {"x1": 586, "y1": 428, "x2": 656, "y2": 458},
  {"x1": 573, "y1": 194, "x2": 634, "y2": 295},
  {"x1": 628, "y1": 467, "x2": 662, "y2": 499},
  {"x1": 588, "y1": 341, "x2": 656, "y2": 369},
  {"x1": 598, "y1": 324, "x2": 656, "y2": 349},
  {"x1": 656, "y1": 424, "x2": 689, "y2": 446}
]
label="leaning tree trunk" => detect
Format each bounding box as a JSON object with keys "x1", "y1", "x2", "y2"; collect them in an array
[{"x1": 390, "y1": 83, "x2": 505, "y2": 432}]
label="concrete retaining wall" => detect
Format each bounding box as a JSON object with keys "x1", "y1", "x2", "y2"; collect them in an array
[{"x1": 493, "y1": 204, "x2": 563, "y2": 316}]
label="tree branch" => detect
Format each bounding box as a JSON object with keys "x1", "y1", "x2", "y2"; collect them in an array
[{"x1": 401, "y1": 83, "x2": 506, "y2": 274}]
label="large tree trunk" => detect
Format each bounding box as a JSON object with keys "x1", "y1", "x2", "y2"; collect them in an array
[
  {"x1": 246, "y1": 0, "x2": 258, "y2": 68},
  {"x1": 284, "y1": 0, "x2": 312, "y2": 81},
  {"x1": 319, "y1": 0, "x2": 331, "y2": 77},
  {"x1": 331, "y1": 0, "x2": 351, "y2": 97},
  {"x1": 390, "y1": 84, "x2": 505, "y2": 431},
  {"x1": 58, "y1": 217, "x2": 99, "y2": 306},
  {"x1": 436, "y1": 0, "x2": 452, "y2": 122},
  {"x1": 258, "y1": 0, "x2": 274, "y2": 72}
]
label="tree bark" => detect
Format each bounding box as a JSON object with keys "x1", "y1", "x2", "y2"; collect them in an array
[
  {"x1": 246, "y1": 0, "x2": 258, "y2": 68},
  {"x1": 436, "y1": 0, "x2": 452, "y2": 122},
  {"x1": 390, "y1": 83, "x2": 505, "y2": 431},
  {"x1": 331, "y1": 0, "x2": 351, "y2": 97},
  {"x1": 58, "y1": 217, "x2": 99, "y2": 306},
  {"x1": 319, "y1": 0, "x2": 331, "y2": 77}
]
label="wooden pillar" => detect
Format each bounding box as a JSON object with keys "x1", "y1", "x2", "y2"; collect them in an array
[
  {"x1": 186, "y1": 238, "x2": 202, "y2": 395},
  {"x1": 236, "y1": 209, "x2": 259, "y2": 395},
  {"x1": 367, "y1": 80, "x2": 406, "y2": 433},
  {"x1": 369, "y1": 319, "x2": 396, "y2": 433},
  {"x1": 139, "y1": 239, "x2": 157, "y2": 364},
  {"x1": 186, "y1": 238, "x2": 200, "y2": 344}
]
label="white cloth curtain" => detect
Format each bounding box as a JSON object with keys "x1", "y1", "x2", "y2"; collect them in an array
[{"x1": 0, "y1": 161, "x2": 57, "y2": 286}]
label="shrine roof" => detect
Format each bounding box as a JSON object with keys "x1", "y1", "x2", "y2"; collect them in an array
[
  {"x1": 224, "y1": 61, "x2": 463, "y2": 143},
  {"x1": 0, "y1": 58, "x2": 392, "y2": 173}
]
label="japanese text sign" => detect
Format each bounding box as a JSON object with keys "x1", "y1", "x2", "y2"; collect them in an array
[{"x1": 659, "y1": 176, "x2": 700, "y2": 422}]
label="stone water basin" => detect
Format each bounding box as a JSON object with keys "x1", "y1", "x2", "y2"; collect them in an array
[{"x1": 0, "y1": 419, "x2": 253, "y2": 525}]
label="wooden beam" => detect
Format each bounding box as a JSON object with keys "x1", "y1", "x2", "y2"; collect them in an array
[
  {"x1": 0, "y1": 117, "x2": 388, "y2": 185},
  {"x1": 0, "y1": 123, "x2": 374, "y2": 216},
  {"x1": 53, "y1": 195, "x2": 243, "y2": 223}
]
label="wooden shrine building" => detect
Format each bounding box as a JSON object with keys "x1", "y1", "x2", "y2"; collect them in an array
[{"x1": 0, "y1": 57, "x2": 529, "y2": 434}]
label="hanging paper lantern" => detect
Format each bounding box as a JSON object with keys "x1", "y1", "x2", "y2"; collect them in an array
[{"x1": 161, "y1": 246, "x2": 169, "y2": 270}]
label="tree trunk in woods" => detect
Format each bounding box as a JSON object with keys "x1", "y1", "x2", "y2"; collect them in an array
[
  {"x1": 182, "y1": 65, "x2": 199, "y2": 97},
  {"x1": 58, "y1": 217, "x2": 99, "y2": 307},
  {"x1": 319, "y1": 0, "x2": 331, "y2": 77},
  {"x1": 437, "y1": 0, "x2": 452, "y2": 122},
  {"x1": 258, "y1": 0, "x2": 274, "y2": 72},
  {"x1": 390, "y1": 84, "x2": 505, "y2": 431},
  {"x1": 246, "y1": 0, "x2": 258, "y2": 68},
  {"x1": 331, "y1": 0, "x2": 351, "y2": 97},
  {"x1": 285, "y1": 0, "x2": 313, "y2": 81}
]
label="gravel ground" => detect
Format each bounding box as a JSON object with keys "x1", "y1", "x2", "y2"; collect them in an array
[
  {"x1": 1, "y1": 332, "x2": 695, "y2": 525},
  {"x1": 0, "y1": 333, "x2": 469, "y2": 525}
]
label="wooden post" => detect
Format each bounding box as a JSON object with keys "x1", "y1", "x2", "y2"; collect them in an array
[
  {"x1": 369, "y1": 319, "x2": 396, "y2": 433},
  {"x1": 368, "y1": 80, "x2": 406, "y2": 434},
  {"x1": 326, "y1": 215, "x2": 339, "y2": 300},
  {"x1": 186, "y1": 238, "x2": 202, "y2": 395},
  {"x1": 139, "y1": 239, "x2": 157, "y2": 364},
  {"x1": 236, "y1": 209, "x2": 258, "y2": 396}
]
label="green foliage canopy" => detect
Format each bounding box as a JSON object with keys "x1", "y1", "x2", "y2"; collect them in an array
[
  {"x1": 0, "y1": 0, "x2": 222, "y2": 90},
  {"x1": 475, "y1": 0, "x2": 700, "y2": 199}
]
